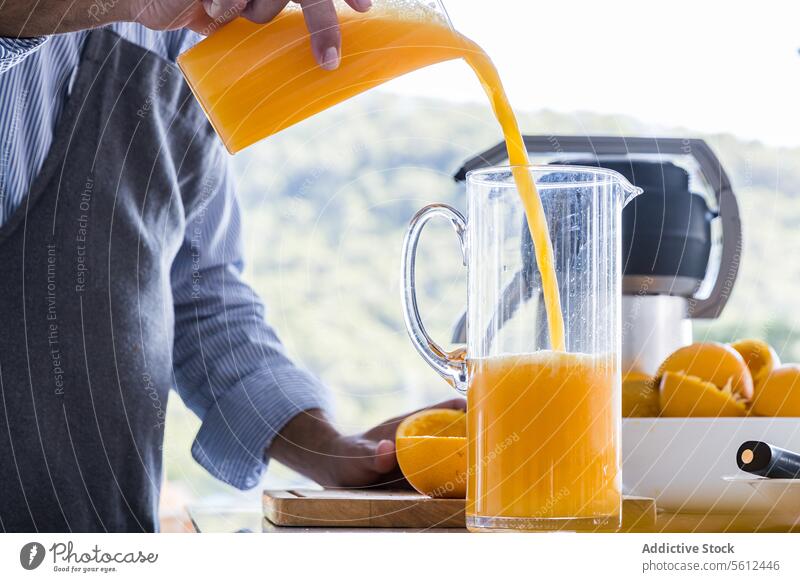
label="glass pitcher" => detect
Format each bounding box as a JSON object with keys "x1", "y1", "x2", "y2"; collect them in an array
[
  {"x1": 401, "y1": 166, "x2": 641, "y2": 531},
  {"x1": 177, "y1": 0, "x2": 457, "y2": 153}
]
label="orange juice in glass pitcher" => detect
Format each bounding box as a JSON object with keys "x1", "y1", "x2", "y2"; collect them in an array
[{"x1": 401, "y1": 167, "x2": 641, "y2": 531}]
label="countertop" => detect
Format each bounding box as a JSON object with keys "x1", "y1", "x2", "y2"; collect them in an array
[{"x1": 187, "y1": 505, "x2": 800, "y2": 533}]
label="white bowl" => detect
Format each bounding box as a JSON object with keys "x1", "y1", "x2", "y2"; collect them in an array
[{"x1": 622, "y1": 418, "x2": 800, "y2": 513}]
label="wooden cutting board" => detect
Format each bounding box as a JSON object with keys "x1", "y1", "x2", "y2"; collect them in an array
[{"x1": 263, "y1": 489, "x2": 656, "y2": 530}]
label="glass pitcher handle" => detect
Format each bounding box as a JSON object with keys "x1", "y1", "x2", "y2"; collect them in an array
[{"x1": 401, "y1": 204, "x2": 468, "y2": 393}]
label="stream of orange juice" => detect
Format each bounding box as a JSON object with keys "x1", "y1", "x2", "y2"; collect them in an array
[
  {"x1": 467, "y1": 352, "x2": 620, "y2": 527},
  {"x1": 177, "y1": 7, "x2": 565, "y2": 351}
]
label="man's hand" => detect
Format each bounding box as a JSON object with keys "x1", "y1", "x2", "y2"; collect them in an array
[
  {"x1": 0, "y1": 1, "x2": 372, "y2": 71},
  {"x1": 270, "y1": 398, "x2": 466, "y2": 488},
  {"x1": 182, "y1": 1, "x2": 374, "y2": 70}
]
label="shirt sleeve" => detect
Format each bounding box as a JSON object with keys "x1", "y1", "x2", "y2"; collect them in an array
[
  {"x1": 170, "y1": 153, "x2": 331, "y2": 491},
  {"x1": 0, "y1": 36, "x2": 48, "y2": 74},
  {"x1": 170, "y1": 27, "x2": 202, "y2": 59}
]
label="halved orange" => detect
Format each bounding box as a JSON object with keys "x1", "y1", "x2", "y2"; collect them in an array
[
  {"x1": 657, "y1": 342, "x2": 754, "y2": 401},
  {"x1": 751, "y1": 364, "x2": 800, "y2": 417},
  {"x1": 731, "y1": 338, "x2": 780, "y2": 389},
  {"x1": 396, "y1": 409, "x2": 467, "y2": 499},
  {"x1": 659, "y1": 371, "x2": 746, "y2": 417}
]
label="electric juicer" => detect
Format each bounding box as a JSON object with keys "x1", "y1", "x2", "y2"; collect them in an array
[{"x1": 451, "y1": 136, "x2": 742, "y2": 374}]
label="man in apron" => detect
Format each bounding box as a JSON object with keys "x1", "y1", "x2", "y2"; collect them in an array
[{"x1": 0, "y1": 0, "x2": 463, "y2": 532}]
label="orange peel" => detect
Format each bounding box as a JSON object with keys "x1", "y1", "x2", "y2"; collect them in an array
[
  {"x1": 731, "y1": 338, "x2": 780, "y2": 389},
  {"x1": 751, "y1": 364, "x2": 800, "y2": 417},
  {"x1": 659, "y1": 371, "x2": 746, "y2": 417},
  {"x1": 622, "y1": 372, "x2": 659, "y2": 417}
]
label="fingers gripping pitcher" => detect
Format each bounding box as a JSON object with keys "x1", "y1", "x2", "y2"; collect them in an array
[
  {"x1": 401, "y1": 167, "x2": 641, "y2": 531},
  {"x1": 178, "y1": 0, "x2": 460, "y2": 153}
]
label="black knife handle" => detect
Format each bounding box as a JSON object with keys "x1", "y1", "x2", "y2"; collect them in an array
[{"x1": 737, "y1": 441, "x2": 800, "y2": 479}]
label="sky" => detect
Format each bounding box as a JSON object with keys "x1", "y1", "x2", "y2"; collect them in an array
[{"x1": 378, "y1": 0, "x2": 800, "y2": 147}]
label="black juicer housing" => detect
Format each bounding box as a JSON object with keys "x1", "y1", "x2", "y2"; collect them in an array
[
  {"x1": 560, "y1": 159, "x2": 715, "y2": 295},
  {"x1": 453, "y1": 136, "x2": 741, "y2": 318}
]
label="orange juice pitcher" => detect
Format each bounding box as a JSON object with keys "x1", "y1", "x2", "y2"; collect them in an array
[
  {"x1": 401, "y1": 166, "x2": 641, "y2": 531},
  {"x1": 177, "y1": 0, "x2": 460, "y2": 153}
]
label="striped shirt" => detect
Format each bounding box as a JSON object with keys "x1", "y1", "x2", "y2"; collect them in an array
[{"x1": 0, "y1": 23, "x2": 329, "y2": 491}]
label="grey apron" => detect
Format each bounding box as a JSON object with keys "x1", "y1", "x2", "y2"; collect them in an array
[{"x1": 0, "y1": 28, "x2": 221, "y2": 532}]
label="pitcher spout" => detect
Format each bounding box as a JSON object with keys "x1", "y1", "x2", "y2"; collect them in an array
[{"x1": 621, "y1": 178, "x2": 644, "y2": 207}]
